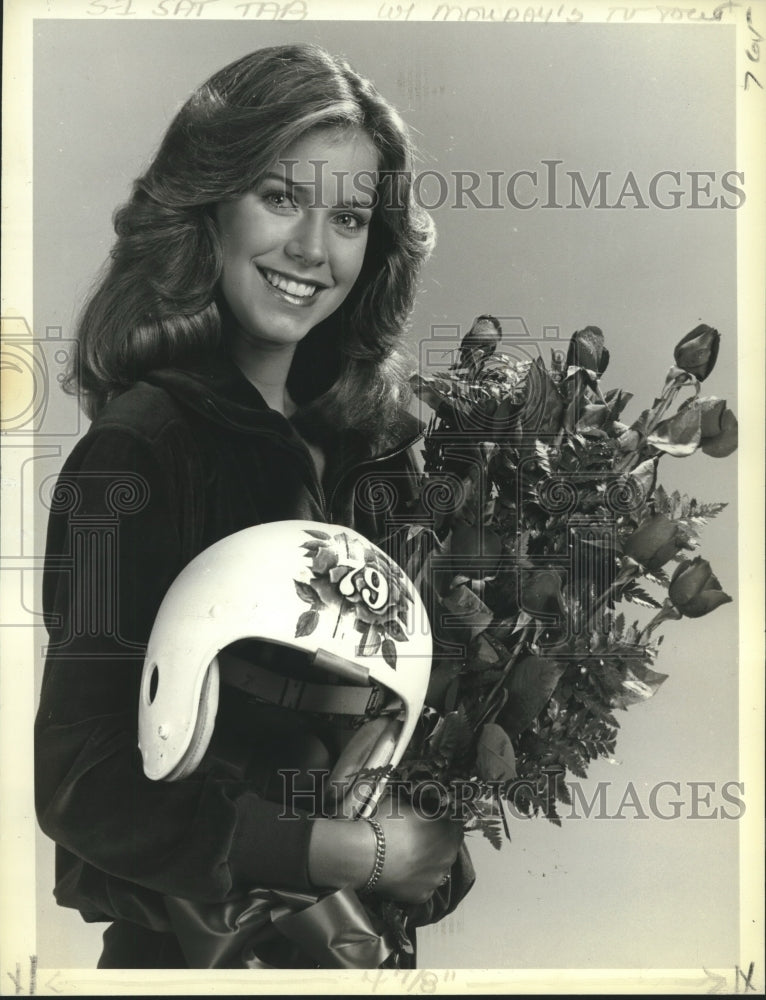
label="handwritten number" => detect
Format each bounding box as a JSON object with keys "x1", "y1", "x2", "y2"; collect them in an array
[
  {"x1": 736, "y1": 962, "x2": 757, "y2": 992},
  {"x1": 744, "y1": 8, "x2": 764, "y2": 90},
  {"x1": 361, "y1": 969, "x2": 457, "y2": 992},
  {"x1": 747, "y1": 6, "x2": 764, "y2": 37}
]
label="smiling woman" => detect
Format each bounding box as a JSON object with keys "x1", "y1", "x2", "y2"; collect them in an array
[
  {"x1": 34, "y1": 43, "x2": 473, "y2": 970},
  {"x1": 216, "y1": 128, "x2": 378, "y2": 411},
  {"x1": 65, "y1": 45, "x2": 433, "y2": 441}
]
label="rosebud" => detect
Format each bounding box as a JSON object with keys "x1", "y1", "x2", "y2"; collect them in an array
[
  {"x1": 696, "y1": 397, "x2": 738, "y2": 457},
  {"x1": 565, "y1": 325, "x2": 610, "y2": 377},
  {"x1": 668, "y1": 556, "x2": 732, "y2": 618},
  {"x1": 455, "y1": 315, "x2": 503, "y2": 369},
  {"x1": 623, "y1": 514, "x2": 692, "y2": 572},
  {"x1": 673, "y1": 324, "x2": 720, "y2": 381}
]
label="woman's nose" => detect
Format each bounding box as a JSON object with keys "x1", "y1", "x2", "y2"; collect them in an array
[{"x1": 285, "y1": 213, "x2": 328, "y2": 268}]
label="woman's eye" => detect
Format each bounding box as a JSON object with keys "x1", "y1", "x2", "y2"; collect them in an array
[
  {"x1": 334, "y1": 212, "x2": 369, "y2": 233},
  {"x1": 262, "y1": 190, "x2": 295, "y2": 211}
]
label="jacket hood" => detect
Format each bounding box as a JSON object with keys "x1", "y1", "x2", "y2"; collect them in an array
[
  {"x1": 141, "y1": 358, "x2": 424, "y2": 462},
  {"x1": 142, "y1": 359, "x2": 278, "y2": 432}
]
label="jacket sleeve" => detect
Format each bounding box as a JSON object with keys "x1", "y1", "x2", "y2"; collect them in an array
[{"x1": 35, "y1": 424, "x2": 315, "y2": 904}]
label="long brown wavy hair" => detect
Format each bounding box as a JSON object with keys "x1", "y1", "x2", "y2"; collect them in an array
[{"x1": 70, "y1": 44, "x2": 435, "y2": 443}]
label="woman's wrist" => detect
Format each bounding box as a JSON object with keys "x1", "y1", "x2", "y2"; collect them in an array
[
  {"x1": 307, "y1": 818, "x2": 376, "y2": 891},
  {"x1": 359, "y1": 818, "x2": 385, "y2": 895}
]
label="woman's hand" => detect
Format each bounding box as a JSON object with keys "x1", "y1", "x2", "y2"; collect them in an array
[
  {"x1": 308, "y1": 805, "x2": 463, "y2": 905},
  {"x1": 373, "y1": 804, "x2": 463, "y2": 904}
]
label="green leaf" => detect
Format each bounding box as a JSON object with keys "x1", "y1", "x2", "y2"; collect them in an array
[
  {"x1": 295, "y1": 609, "x2": 319, "y2": 638},
  {"x1": 648, "y1": 406, "x2": 702, "y2": 457},
  {"x1": 630, "y1": 457, "x2": 658, "y2": 502},
  {"x1": 554, "y1": 775, "x2": 573, "y2": 805},
  {"x1": 621, "y1": 585, "x2": 663, "y2": 609},
  {"x1": 653, "y1": 483, "x2": 671, "y2": 516},
  {"x1": 614, "y1": 661, "x2": 669, "y2": 707},
  {"x1": 464, "y1": 815, "x2": 504, "y2": 850},
  {"x1": 312, "y1": 547, "x2": 339, "y2": 574},
  {"x1": 384, "y1": 619, "x2": 409, "y2": 643},
  {"x1": 534, "y1": 440, "x2": 553, "y2": 474},
  {"x1": 500, "y1": 655, "x2": 566, "y2": 736},
  {"x1": 467, "y1": 634, "x2": 503, "y2": 672},
  {"x1": 406, "y1": 523, "x2": 427, "y2": 542},
  {"x1": 358, "y1": 625, "x2": 381, "y2": 657},
  {"x1": 425, "y1": 659, "x2": 462, "y2": 711},
  {"x1": 294, "y1": 579, "x2": 320, "y2": 605},
  {"x1": 304, "y1": 528, "x2": 332, "y2": 540},
  {"x1": 328, "y1": 564, "x2": 353, "y2": 583},
  {"x1": 644, "y1": 568, "x2": 670, "y2": 588},
  {"x1": 604, "y1": 387, "x2": 633, "y2": 419},
  {"x1": 427, "y1": 705, "x2": 473, "y2": 764},
  {"x1": 382, "y1": 638, "x2": 397, "y2": 670},
  {"x1": 511, "y1": 610, "x2": 533, "y2": 635},
  {"x1": 694, "y1": 501, "x2": 728, "y2": 519},
  {"x1": 440, "y1": 584, "x2": 493, "y2": 639},
  {"x1": 630, "y1": 407, "x2": 653, "y2": 437},
  {"x1": 476, "y1": 723, "x2": 517, "y2": 781}
]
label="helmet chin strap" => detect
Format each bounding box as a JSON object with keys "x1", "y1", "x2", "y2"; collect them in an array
[
  {"x1": 311, "y1": 648, "x2": 370, "y2": 684},
  {"x1": 151, "y1": 647, "x2": 402, "y2": 790}
]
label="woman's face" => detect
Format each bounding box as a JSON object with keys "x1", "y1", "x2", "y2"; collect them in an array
[{"x1": 215, "y1": 127, "x2": 378, "y2": 356}]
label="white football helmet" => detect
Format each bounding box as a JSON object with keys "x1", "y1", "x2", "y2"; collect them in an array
[{"x1": 138, "y1": 521, "x2": 432, "y2": 816}]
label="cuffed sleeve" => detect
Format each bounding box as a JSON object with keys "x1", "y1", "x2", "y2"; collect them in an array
[{"x1": 227, "y1": 791, "x2": 314, "y2": 894}]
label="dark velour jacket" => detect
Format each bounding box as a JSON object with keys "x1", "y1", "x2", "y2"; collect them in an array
[{"x1": 35, "y1": 356, "x2": 434, "y2": 938}]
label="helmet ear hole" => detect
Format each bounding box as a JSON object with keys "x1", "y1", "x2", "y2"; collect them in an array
[{"x1": 147, "y1": 664, "x2": 159, "y2": 705}]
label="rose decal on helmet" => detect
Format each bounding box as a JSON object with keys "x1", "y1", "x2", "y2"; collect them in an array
[{"x1": 293, "y1": 529, "x2": 412, "y2": 668}]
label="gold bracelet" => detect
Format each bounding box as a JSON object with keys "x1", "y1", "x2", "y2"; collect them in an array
[{"x1": 361, "y1": 818, "x2": 386, "y2": 895}]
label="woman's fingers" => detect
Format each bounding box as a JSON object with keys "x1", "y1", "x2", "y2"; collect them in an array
[{"x1": 372, "y1": 805, "x2": 463, "y2": 902}]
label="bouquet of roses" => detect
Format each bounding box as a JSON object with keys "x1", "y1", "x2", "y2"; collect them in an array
[{"x1": 382, "y1": 322, "x2": 736, "y2": 844}]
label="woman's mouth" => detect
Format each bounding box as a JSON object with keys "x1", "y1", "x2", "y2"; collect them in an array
[{"x1": 258, "y1": 267, "x2": 324, "y2": 306}]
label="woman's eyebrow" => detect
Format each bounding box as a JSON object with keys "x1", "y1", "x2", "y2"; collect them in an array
[{"x1": 262, "y1": 170, "x2": 375, "y2": 209}]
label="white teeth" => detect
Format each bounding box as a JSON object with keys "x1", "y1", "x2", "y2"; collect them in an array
[{"x1": 262, "y1": 269, "x2": 318, "y2": 298}]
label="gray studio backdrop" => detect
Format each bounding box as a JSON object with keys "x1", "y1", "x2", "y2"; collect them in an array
[{"x1": 33, "y1": 19, "x2": 739, "y2": 969}]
